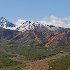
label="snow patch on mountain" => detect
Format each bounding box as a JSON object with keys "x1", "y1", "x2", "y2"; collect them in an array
[
  {"x1": 15, "y1": 19, "x2": 61, "y2": 32},
  {"x1": 15, "y1": 19, "x2": 26, "y2": 28},
  {"x1": 15, "y1": 19, "x2": 45, "y2": 32},
  {"x1": 0, "y1": 17, "x2": 16, "y2": 30}
]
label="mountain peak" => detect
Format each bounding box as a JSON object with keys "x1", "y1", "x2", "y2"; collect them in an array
[
  {"x1": 0, "y1": 17, "x2": 15, "y2": 29},
  {"x1": 0, "y1": 17, "x2": 7, "y2": 22}
]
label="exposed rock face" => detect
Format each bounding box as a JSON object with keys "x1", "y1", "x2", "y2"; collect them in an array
[
  {"x1": 0, "y1": 27, "x2": 70, "y2": 48},
  {"x1": 0, "y1": 27, "x2": 20, "y2": 40}
]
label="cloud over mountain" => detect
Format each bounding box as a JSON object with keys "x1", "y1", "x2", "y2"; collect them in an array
[{"x1": 40, "y1": 15, "x2": 70, "y2": 28}]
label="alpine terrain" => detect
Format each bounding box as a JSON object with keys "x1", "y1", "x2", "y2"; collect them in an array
[{"x1": 0, "y1": 17, "x2": 70, "y2": 70}]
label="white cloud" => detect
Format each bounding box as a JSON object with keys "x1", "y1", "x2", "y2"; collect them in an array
[
  {"x1": 40, "y1": 15, "x2": 70, "y2": 28},
  {"x1": 15, "y1": 19, "x2": 26, "y2": 27},
  {"x1": 50, "y1": 15, "x2": 58, "y2": 20},
  {"x1": 15, "y1": 16, "x2": 70, "y2": 28},
  {"x1": 62, "y1": 17, "x2": 70, "y2": 21},
  {"x1": 42, "y1": 16, "x2": 49, "y2": 21}
]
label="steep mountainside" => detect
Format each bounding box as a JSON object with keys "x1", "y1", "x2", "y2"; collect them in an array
[
  {"x1": 0, "y1": 27, "x2": 70, "y2": 48},
  {"x1": 13, "y1": 28, "x2": 70, "y2": 48},
  {"x1": 0, "y1": 27, "x2": 20, "y2": 41}
]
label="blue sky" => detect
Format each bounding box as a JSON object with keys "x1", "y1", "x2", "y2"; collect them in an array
[{"x1": 0, "y1": 0, "x2": 70, "y2": 23}]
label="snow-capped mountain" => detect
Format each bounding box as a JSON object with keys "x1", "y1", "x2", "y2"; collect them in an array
[
  {"x1": 15, "y1": 19, "x2": 62, "y2": 32},
  {"x1": 0, "y1": 17, "x2": 64, "y2": 32},
  {"x1": 15, "y1": 19, "x2": 46, "y2": 32},
  {"x1": 0, "y1": 17, "x2": 69, "y2": 48},
  {"x1": 0, "y1": 17, "x2": 16, "y2": 30}
]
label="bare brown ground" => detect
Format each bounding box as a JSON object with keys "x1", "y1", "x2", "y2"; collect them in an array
[{"x1": 22, "y1": 52, "x2": 70, "y2": 70}]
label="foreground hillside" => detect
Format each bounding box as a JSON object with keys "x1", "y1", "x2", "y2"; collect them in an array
[
  {"x1": 0, "y1": 41, "x2": 70, "y2": 70},
  {"x1": 23, "y1": 52, "x2": 70, "y2": 70}
]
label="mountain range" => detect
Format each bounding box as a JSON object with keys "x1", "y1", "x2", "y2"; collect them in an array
[
  {"x1": 0, "y1": 17, "x2": 63, "y2": 32},
  {"x1": 0, "y1": 17, "x2": 70, "y2": 48}
]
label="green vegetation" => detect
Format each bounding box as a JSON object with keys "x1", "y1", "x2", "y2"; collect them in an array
[
  {"x1": 0, "y1": 57, "x2": 20, "y2": 67},
  {"x1": 48, "y1": 55, "x2": 70, "y2": 70},
  {"x1": 0, "y1": 52, "x2": 27, "y2": 70},
  {"x1": 0, "y1": 40, "x2": 70, "y2": 70}
]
